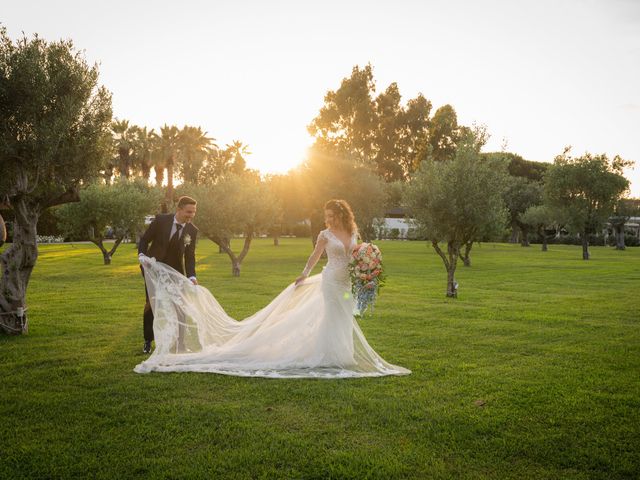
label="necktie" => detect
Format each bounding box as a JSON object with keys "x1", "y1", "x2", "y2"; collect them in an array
[{"x1": 169, "y1": 224, "x2": 183, "y2": 247}]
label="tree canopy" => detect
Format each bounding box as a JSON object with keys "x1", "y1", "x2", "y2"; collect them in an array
[
  {"x1": 307, "y1": 64, "x2": 433, "y2": 181},
  {"x1": 0, "y1": 29, "x2": 113, "y2": 209}
]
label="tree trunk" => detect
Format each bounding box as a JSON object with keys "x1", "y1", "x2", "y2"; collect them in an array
[
  {"x1": 462, "y1": 241, "x2": 472, "y2": 267},
  {"x1": 119, "y1": 148, "x2": 131, "y2": 179},
  {"x1": 234, "y1": 230, "x2": 253, "y2": 276},
  {"x1": 228, "y1": 232, "x2": 254, "y2": 276},
  {"x1": 231, "y1": 259, "x2": 241, "y2": 277},
  {"x1": 432, "y1": 240, "x2": 459, "y2": 298},
  {"x1": 360, "y1": 222, "x2": 375, "y2": 243},
  {"x1": 166, "y1": 155, "x2": 175, "y2": 202},
  {"x1": 218, "y1": 241, "x2": 241, "y2": 276},
  {"x1": 273, "y1": 235, "x2": 279, "y2": 246},
  {"x1": 141, "y1": 156, "x2": 151, "y2": 182},
  {"x1": 92, "y1": 239, "x2": 110, "y2": 264},
  {"x1": 103, "y1": 165, "x2": 114, "y2": 185},
  {"x1": 0, "y1": 213, "x2": 6, "y2": 247},
  {"x1": 154, "y1": 165, "x2": 165, "y2": 187},
  {"x1": 615, "y1": 225, "x2": 625, "y2": 250},
  {"x1": 108, "y1": 237, "x2": 124, "y2": 260},
  {"x1": 509, "y1": 225, "x2": 519, "y2": 244},
  {"x1": 581, "y1": 231, "x2": 590, "y2": 260},
  {"x1": 541, "y1": 227, "x2": 548, "y2": 252},
  {"x1": 93, "y1": 236, "x2": 124, "y2": 265},
  {"x1": 0, "y1": 199, "x2": 38, "y2": 335},
  {"x1": 213, "y1": 231, "x2": 253, "y2": 277},
  {"x1": 446, "y1": 265, "x2": 457, "y2": 297},
  {"x1": 520, "y1": 227, "x2": 530, "y2": 247}
]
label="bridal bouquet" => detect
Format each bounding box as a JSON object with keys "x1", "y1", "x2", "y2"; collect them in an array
[{"x1": 348, "y1": 242, "x2": 384, "y2": 316}]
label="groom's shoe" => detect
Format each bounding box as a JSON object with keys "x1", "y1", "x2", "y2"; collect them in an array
[{"x1": 143, "y1": 340, "x2": 152, "y2": 354}]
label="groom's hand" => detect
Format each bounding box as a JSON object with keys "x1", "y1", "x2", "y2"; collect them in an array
[{"x1": 139, "y1": 254, "x2": 155, "y2": 267}]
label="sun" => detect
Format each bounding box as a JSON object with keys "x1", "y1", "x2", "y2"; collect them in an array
[{"x1": 245, "y1": 136, "x2": 314, "y2": 175}]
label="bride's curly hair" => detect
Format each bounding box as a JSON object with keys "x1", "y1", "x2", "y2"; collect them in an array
[{"x1": 324, "y1": 199, "x2": 359, "y2": 237}]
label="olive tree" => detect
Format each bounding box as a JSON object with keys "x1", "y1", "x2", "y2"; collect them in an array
[
  {"x1": 182, "y1": 174, "x2": 281, "y2": 276},
  {"x1": 520, "y1": 204, "x2": 561, "y2": 252},
  {"x1": 406, "y1": 141, "x2": 508, "y2": 297},
  {"x1": 503, "y1": 177, "x2": 543, "y2": 246},
  {"x1": 544, "y1": 149, "x2": 630, "y2": 260},
  {"x1": 57, "y1": 181, "x2": 161, "y2": 264},
  {"x1": 0, "y1": 30, "x2": 112, "y2": 334}
]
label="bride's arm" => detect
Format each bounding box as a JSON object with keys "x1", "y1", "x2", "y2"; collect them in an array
[{"x1": 295, "y1": 232, "x2": 328, "y2": 286}]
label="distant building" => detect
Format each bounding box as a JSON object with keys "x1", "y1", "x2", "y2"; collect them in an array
[
  {"x1": 625, "y1": 216, "x2": 640, "y2": 238},
  {"x1": 375, "y1": 207, "x2": 412, "y2": 239}
]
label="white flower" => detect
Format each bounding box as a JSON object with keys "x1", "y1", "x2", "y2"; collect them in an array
[{"x1": 183, "y1": 234, "x2": 192, "y2": 247}]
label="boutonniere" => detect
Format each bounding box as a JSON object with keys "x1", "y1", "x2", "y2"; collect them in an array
[{"x1": 183, "y1": 233, "x2": 192, "y2": 247}]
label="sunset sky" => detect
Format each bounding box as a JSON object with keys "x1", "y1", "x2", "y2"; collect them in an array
[{"x1": 3, "y1": 0, "x2": 639, "y2": 195}]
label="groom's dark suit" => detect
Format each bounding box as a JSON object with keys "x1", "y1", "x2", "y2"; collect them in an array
[{"x1": 138, "y1": 213, "x2": 198, "y2": 342}]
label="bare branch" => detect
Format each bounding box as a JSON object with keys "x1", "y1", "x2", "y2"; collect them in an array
[{"x1": 43, "y1": 188, "x2": 81, "y2": 209}]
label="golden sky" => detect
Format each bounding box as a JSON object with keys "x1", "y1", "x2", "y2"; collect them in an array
[{"x1": 3, "y1": 0, "x2": 639, "y2": 195}]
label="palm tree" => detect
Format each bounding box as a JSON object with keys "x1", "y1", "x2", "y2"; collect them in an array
[
  {"x1": 178, "y1": 126, "x2": 216, "y2": 185},
  {"x1": 131, "y1": 126, "x2": 156, "y2": 182},
  {"x1": 198, "y1": 148, "x2": 232, "y2": 185},
  {"x1": 111, "y1": 119, "x2": 134, "y2": 179},
  {"x1": 101, "y1": 160, "x2": 116, "y2": 185},
  {"x1": 149, "y1": 132, "x2": 165, "y2": 187},
  {"x1": 158, "y1": 124, "x2": 180, "y2": 201},
  {"x1": 226, "y1": 140, "x2": 251, "y2": 175}
]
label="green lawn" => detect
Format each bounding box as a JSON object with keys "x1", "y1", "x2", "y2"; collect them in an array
[{"x1": 1, "y1": 239, "x2": 638, "y2": 479}]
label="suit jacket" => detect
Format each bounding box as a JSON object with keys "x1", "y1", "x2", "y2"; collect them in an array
[{"x1": 138, "y1": 213, "x2": 198, "y2": 278}]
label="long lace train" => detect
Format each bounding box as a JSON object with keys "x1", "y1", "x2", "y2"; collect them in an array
[{"x1": 134, "y1": 255, "x2": 410, "y2": 379}]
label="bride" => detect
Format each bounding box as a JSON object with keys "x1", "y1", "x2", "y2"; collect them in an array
[{"x1": 134, "y1": 199, "x2": 410, "y2": 378}]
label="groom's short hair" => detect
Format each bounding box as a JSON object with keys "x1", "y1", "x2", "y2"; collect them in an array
[{"x1": 177, "y1": 196, "x2": 197, "y2": 208}]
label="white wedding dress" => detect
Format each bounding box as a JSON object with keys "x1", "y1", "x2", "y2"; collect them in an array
[{"x1": 134, "y1": 229, "x2": 410, "y2": 378}]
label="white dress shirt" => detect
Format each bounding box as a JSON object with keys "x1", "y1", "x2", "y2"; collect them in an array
[{"x1": 169, "y1": 216, "x2": 186, "y2": 241}]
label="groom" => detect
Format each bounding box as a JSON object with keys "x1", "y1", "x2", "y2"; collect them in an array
[{"x1": 138, "y1": 196, "x2": 199, "y2": 353}]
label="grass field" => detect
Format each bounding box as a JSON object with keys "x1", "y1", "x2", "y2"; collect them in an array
[{"x1": 1, "y1": 239, "x2": 638, "y2": 479}]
